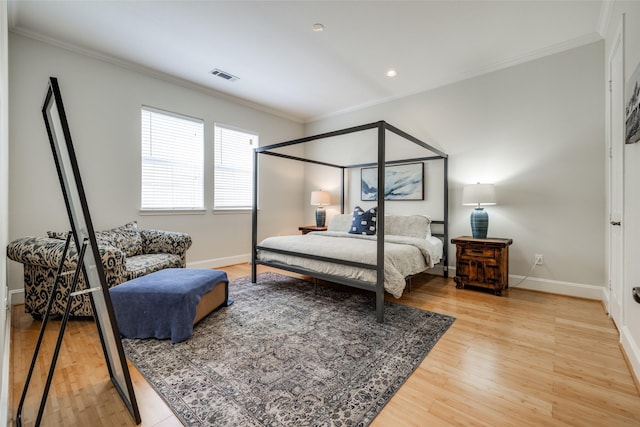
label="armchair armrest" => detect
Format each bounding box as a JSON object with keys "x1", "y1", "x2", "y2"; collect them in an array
[
  {"x1": 7, "y1": 236, "x2": 126, "y2": 273},
  {"x1": 140, "y1": 229, "x2": 192, "y2": 257}
]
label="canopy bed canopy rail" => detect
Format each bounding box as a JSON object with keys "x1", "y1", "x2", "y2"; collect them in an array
[{"x1": 251, "y1": 121, "x2": 448, "y2": 322}]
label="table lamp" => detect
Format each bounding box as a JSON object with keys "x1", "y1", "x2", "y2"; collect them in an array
[
  {"x1": 462, "y1": 183, "x2": 496, "y2": 239},
  {"x1": 310, "y1": 190, "x2": 330, "y2": 227}
]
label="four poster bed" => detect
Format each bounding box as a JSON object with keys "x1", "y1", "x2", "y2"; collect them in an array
[{"x1": 251, "y1": 121, "x2": 448, "y2": 322}]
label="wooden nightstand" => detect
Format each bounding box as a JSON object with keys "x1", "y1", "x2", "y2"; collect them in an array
[
  {"x1": 451, "y1": 236, "x2": 513, "y2": 296},
  {"x1": 298, "y1": 225, "x2": 327, "y2": 235}
]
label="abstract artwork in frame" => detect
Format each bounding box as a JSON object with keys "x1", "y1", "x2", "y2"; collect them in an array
[
  {"x1": 626, "y1": 59, "x2": 640, "y2": 144},
  {"x1": 361, "y1": 162, "x2": 424, "y2": 201}
]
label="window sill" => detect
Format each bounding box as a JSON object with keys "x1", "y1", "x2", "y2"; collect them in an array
[
  {"x1": 212, "y1": 208, "x2": 255, "y2": 214},
  {"x1": 139, "y1": 209, "x2": 207, "y2": 216}
]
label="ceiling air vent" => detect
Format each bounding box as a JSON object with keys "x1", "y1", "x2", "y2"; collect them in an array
[{"x1": 210, "y1": 68, "x2": 239, "y2": 82}]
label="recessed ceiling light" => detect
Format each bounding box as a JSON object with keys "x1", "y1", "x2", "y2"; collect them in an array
[
  {"x1": 312, "y1": 23, "x2": 325, "y2": 32},
  {"x1": 386, "y1": 69, "x2": 398, "y2": 78}
]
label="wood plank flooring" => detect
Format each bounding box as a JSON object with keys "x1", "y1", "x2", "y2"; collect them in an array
[{"x1": 9, "y1": 264, "x2": 640, "y2": 426}]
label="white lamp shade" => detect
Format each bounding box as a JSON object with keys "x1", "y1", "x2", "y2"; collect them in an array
[
  {"x1": 462, "y1": 183, "x2": 496, "y2": 206},
  {"x1": 310, "y1": 190, "x2": 330, "y2": 206}
]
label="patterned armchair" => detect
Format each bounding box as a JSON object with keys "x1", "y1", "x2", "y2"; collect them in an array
[{"x1": 7, "y1": 222, "x2": 192, "y2": 318}]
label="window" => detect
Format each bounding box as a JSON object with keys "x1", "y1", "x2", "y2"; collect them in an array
[
  {"x1": 141, "y1": 107, "x2": 204, "y2": 210},
  {"x1": 214, "y1": 124, "x2": 258, "y2": 209}
]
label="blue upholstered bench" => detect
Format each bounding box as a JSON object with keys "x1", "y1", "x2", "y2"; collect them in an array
[{"x1": 110, "y1": 268, "x2": 230, "y2": 343}]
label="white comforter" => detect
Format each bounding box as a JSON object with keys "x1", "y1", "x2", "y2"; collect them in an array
[{"x1": 257, "y1": 231, "x2": 443, "y2": 298}]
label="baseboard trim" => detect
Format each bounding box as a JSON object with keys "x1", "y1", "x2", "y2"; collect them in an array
[
  {"x1": 620, "y1": 326, "x2": 640, "y2": 387},
  {"x1": 509, "y1": 274, "x2": 603, "y2": 300},
  {"x1": 602, "y1": 288, "x2": 611, "y2": 314},
  {"x1": 447, "y1": 266, "x2": 604, "y2": 300},
  {"x1": 2, "y1": 301, "x2": 12, "y2": 426},
  {"x1": 187, "y1": 254, "x2": 250, "y2": 270},
  {"x1": 9, "y1": 289, "x2": 23, "y2": 306}
]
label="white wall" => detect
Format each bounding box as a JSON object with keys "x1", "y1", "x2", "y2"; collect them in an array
[
  {"x1": 306, "y1": 41, "x2": 606, "y2": 297},
  {"x1": 7, "y1": 33, "x2": 305, "y2": 292},
  {"x1": 607, "y1": 0, "x2": 640, "y2": 385}
]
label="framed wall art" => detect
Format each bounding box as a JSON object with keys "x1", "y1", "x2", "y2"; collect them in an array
[{"x1": 361, "y1": 162, "x2": 424, "y2": 201}]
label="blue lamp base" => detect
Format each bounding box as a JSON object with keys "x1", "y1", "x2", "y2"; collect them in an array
[
  {"x1": 315, "y1": 207, "x2": 326, "y2": 227},
  {"x1": 470, "y1": 207, "x2": 489, "y2": 239}
]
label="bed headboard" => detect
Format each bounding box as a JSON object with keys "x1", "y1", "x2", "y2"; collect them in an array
[{"x1": 328, "y1": 213, "x2": 432, "y2": 238}]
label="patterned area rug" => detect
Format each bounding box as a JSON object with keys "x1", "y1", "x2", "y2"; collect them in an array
[{"x1": 122, "y1": 272, "x2": 455, "y2": 426}]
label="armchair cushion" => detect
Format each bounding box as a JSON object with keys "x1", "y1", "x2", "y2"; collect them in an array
[
  {"x1": 98, "y1": 222, "x2": 143, "y2": 257},
  {"x1": 126, "y1": 253, "x2": 184, "y2": 280}
]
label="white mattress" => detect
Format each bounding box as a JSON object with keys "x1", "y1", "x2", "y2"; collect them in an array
[{"x1": 257, "y1": 231, "x2": 443, "y2": 298}]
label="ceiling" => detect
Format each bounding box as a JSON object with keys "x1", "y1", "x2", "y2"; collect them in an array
[{"x1": 8, "y1": 1, "x2": 608, "y2": 123}]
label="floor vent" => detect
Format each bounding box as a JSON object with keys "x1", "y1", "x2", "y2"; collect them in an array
[{"x1": 210, "y1": 68, "x2": 239, "y2": 82}]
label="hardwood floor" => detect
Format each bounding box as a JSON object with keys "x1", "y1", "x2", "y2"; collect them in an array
[{"x1": 9, "y1": 264, "x2": 640, "y2": 426}]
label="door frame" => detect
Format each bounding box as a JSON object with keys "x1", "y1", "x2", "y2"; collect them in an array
[
  {"x1": 0, "y1": 1, "x2": 10, "y2": 425},
  {"x1": 607, "y1": 15, "x2": 625, "y2": 329}
]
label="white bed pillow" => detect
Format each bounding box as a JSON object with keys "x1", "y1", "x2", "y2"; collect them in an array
[
  {"x1": 328, "y1": 213, "x2": 431, "y2": 238},
  {"x1": 385, "y1": 215, "x2": 432, "y2": 239},
  {"x1": 327, "y1": 214, "x2": 353, "y2": 232}
]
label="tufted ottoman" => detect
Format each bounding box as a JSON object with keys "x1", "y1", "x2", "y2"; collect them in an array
[{"x1": 110, "y1": 268, "x2": 231, "y2": 343}]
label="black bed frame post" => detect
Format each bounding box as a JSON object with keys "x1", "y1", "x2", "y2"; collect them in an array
[
  {"x1": 340, "y1": 167, "x2": 345, "y2": 214},
  {"x1": 251, "y1": 148, "x2": 258, "y2": 283},
  {"x1": 443, "y1": 156, "x2": 449, "y2": 278},
  {"x1": 376, "y1": 121, "x2": 386, "y2": 323}
]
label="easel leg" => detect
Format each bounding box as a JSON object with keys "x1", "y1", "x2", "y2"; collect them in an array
[
  {"x1": 16, "y1": 234, "x2": 73, "y2": 427},
  {"x1": 35, "y1": 241, "x2": 88, "y2": 426},
  {"x1": 16, "y1": 238, "x2": 87, "y2": 427}
]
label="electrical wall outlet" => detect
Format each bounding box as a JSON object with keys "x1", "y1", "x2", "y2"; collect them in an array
[{"x1": 535, "y1": 254, "x2": 544, "y2": 265}]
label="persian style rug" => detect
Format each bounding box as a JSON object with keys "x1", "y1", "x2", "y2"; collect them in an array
[{"x1": 122, "y1": 272, "x2": 455, "y2": 426}]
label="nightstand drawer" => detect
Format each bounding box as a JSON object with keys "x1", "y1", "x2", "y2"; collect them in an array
[
  {"x1": 460, "y1": 246, "x2": 495, "y2": 258},
  {"x1": 459, "y1": 257, "x2": 498, "y2": 266}
]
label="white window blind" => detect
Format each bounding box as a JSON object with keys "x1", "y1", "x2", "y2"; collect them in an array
[
  {"x1": 214, "y1": 124, "x2": 258, "y2": 209},
  {"x1": 141, "y1": 107, "x2": 204, "y2": 210}
]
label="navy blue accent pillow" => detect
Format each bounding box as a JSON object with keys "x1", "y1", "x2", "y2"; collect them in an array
[{"x1": 349, "y1": 206, "x2": 377, "y2": 235}]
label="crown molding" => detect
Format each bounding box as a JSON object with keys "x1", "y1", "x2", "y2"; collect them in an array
[
  {"x1": 598, "y1": 0, "x2": 614, "y2": 38},
  {"x1": 7, "y1": 0, "x2": 18, "y2": 29},
  {"x1": 9, "y1": 27, "x2": 304, "y2": 124}
]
